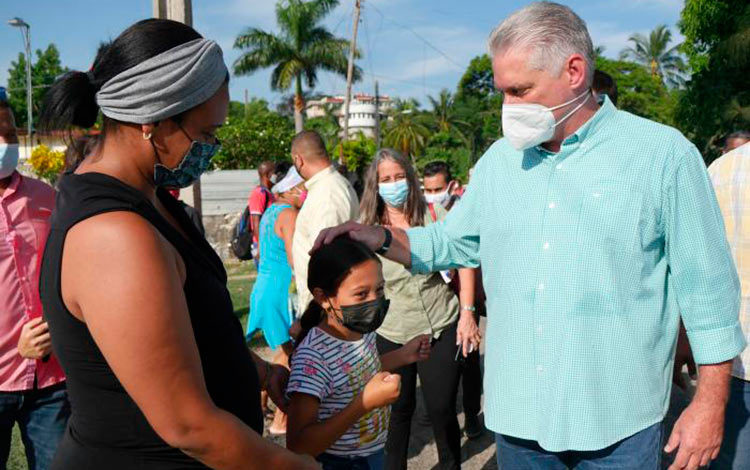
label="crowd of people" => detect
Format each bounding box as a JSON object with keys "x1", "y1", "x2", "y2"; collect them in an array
[{"x1": 1, "y1": 2, "x2": 750, "y2": 470}]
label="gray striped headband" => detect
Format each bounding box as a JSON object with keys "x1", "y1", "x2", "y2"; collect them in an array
[{"x1": 95, "y1": 38, "x2": 228, "y2": 124}]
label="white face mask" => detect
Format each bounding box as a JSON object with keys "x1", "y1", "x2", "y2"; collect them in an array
[
  {"x1": 0, "y1": 143, "x2": 19, "y2": 179},
  {"x1": 501, "y1": 89, "x2": 591, "y2": 151},
  {"x1": 424, "y1": 189, "x2": 451, "y2": 207}
]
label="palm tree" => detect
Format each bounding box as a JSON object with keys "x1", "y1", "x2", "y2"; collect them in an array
[
  {"x1": 427, "y1": 89, "x2": 469, "y2": 142},
  {"x1": 384, "y1": 101, "x2": 430, "y2": 161},
  {"x1": 620, "y1": 25, "x2": 687, "y2": 88},
  {"x1": 233, "y1": 0, "x2": 362, "y2": 132}
]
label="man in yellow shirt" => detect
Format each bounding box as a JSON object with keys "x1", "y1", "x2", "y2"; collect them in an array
[
  {"x1": 291, "y1": 131, "x2": 359, "y2": 313},
  {"x1": 708, "y1": 140, "x2": 750, "y2": 469}
]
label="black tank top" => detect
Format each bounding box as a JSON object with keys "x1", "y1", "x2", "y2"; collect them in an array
[{"x1": 40, "y1": 172, "x2": 263, "y2": 469}]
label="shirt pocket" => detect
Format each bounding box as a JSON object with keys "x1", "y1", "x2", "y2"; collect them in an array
[
  {"x1": 576, "y1": 181, "x2": 643, "y2": 253},
  {"x1": 573, "y1": 181, "x2": 644, "y2": 313}
]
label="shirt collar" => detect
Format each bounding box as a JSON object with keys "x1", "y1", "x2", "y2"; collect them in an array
[
  {"x1": 535, "y1": 94, "x2": 617, "y2": 154},
  {"x1": 0, "y1": 171, "x2": 22, "y2": 201},
  {"x1": 304, "y1": 165, "x2": 336, "y2": 191}
]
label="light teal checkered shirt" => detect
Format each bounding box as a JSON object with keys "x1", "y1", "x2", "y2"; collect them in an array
[{"x1": 407, "y1": 97, "x2": 746, "y2": 452}]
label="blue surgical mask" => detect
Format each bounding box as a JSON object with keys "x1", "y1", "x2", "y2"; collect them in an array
[
  {"x1": 0, "y1": 143, "x2": 19, "y2": 179},
  {"x1": 153, "y1": 125, "x2": 221, "y2": 188},
  {"x1": 379, "y1": 179, "x2": 409, "y2": 207}
]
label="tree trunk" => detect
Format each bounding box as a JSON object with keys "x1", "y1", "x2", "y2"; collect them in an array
[{"x1": 294, "y1": 74, "x2": 304, "y2": 133}]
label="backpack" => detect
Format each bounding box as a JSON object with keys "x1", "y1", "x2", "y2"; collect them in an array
[
  {"x1": 231, "y1": 206, "x2": 255, "y2": 260},
  {"x1": 231, "y1": 188, "x2": 271, "y2": 260}
]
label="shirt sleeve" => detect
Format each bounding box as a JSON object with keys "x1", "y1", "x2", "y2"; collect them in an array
[
  {"x1": 407, "y1": 151, "x2": 489, "y2": 274},
  {"x1": 248, "y1": 188, "x2": 268, "y2": 215},
  {"x1": 287, "y1": 346, "x2": 333, "y2": 401},
  {"x1": 664, "y1": 144, "x2": 747, "y2": 364}
]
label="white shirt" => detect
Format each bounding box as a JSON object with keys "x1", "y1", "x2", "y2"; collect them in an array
[{"x1": 293, "y1": 166, "x2": 359, "y2": 312}]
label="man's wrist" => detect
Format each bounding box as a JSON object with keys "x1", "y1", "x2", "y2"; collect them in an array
[{"x1": 376, "y1": 227, "x2": 392, "y2": 255}]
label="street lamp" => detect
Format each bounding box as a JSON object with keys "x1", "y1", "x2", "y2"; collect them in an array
[{"x1": 7, "y1": 17, "x2": 32, "y2": 147}]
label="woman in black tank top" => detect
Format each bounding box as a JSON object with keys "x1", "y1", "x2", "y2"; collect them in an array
[{"x1": 38, "y1": 19, "x2": 317, "y2": 470}]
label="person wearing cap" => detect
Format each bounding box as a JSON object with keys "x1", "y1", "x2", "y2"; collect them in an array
[
  {"x1": 0, "y1": 81, "x2": 69, "y2": 470},
  {"x1": 246, "y1": 165, "x2": 306, "y2": 436},
  {"x1": 38, "y1": 19, "x2": 318, "y2": 470}
]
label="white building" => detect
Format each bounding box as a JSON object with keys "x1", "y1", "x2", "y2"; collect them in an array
[{"x1": 306, "y1": 93, "x2": 391, "y2": 139}]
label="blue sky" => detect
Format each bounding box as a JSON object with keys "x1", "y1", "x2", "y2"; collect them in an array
[{"x1": 1, "y1": 0, "x2": 685, "y2": 108}]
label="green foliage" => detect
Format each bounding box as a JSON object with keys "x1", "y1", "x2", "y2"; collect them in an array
[
  {"x1": 677, "y1": 0, "x2": 750, "y2": 162},
  {"x1": 679, "y1": 0, "x2": 735, "y2": 72},
  {"x1": 419, "y1": 131, "x2": 473, "y2": 182},
  {"x1": 213, "y1": 103, "x2": 294, "y2": 169},
  {"x1": 227, "y1": 98, "x2": 272, "y2": 121},
  {"x1": 304, "y1": 102, "x2": 341, "y2": 150},
  {"x1": 620, "y1": 25, "x2": 687, "y2": 88},
  {"x1": 332, "y1": 133, "x2": 376, "y2": 173},
  {"x1": 595, "y1": 56, "x2": 678, "y2": 125},
  {"x1": 384, "y1": 108, "x2": 430, "y2": 161},
  {"x1": 6, "y1": 44, "x2": 68, "y2": 130},
  {"x1": 457, "y1": 54, "x2": 496, "y2": 100}
]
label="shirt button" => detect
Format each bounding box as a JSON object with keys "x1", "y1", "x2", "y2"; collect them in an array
[
  {"x1": 556, "y1": 163, "x2": 563, "y2": 170},
  {"x1": 543, "y1": 242, "x2": 550, "y2": 250},
  {"x1": 537, "y1": 283, "x2": 545, "y2": 290},
  {"x1": 548, "y1": 202, "x2": 556, "y2": 209},
  {"x1": 536, "y1": 326, "x2": 543, "y2": 334},
  {"x1": 537, "y1": 365, "x2": 544, "y2": 373}
]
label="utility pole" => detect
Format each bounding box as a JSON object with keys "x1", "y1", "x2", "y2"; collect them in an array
[
  {"x1": 153, "y1": 0, "x2": 202, "y2": 216},
  {"x1": 341, "y1": 0, "x2": 362, "y2": 160},
  {"x1": 7, "y1": 18, "x2": 32, "y2": 148},
  {"x1": 244, "y1": 89, "x2": 249, "y2": 119},
  {"x1": 374, "y1": 80, "x2": 380, "y2": 149}
]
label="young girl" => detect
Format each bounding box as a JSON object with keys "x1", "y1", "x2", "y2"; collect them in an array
[{"x1": 286, "y1": 237, "x2": 431, "y2": 470}]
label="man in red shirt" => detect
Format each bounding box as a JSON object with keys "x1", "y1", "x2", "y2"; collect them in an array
[
  {"x1": 0, "y1": 94, "x2": 69, "y2": 469},
  {"x1": 247, "y1": 160, "x2": 275, "y2": 265}
]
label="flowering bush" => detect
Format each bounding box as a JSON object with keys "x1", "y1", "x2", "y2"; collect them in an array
[{"x1": 27, "y1": 144, "x2": 65, "y2": 183}]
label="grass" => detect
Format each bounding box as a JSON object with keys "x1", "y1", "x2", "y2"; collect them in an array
[{"x1": 7, "y1": 260, "x2": 260, "y2": 468}]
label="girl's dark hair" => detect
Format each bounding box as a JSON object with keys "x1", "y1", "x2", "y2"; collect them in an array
[
  {"x1": 273, "y1": 161, "x2": 292, "y2": 182},
  {"x1": 40, "y1": 19, "x2": 203, "y2": 158},
  {"x1": 294, "y1": 238, "x2": 381, "y2": 352}
]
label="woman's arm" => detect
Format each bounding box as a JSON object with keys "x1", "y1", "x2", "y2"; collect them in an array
[
  {"x1": 379, "y1": 334, "x2": 431, "y2": 372},
  {"x1": 63, "y1": 212, "x2": 316, "y2": 470},
  {"x1": 276, "y1": 208, "x2": 298, "y2": 269},
  {"x1": 456, "y1": 268, "x2": 481, "y2": 357},
  {"x1": 286, "y1": 372, "x2": 401, "y2": 456}
]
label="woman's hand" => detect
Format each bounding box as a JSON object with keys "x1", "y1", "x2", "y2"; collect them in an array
[
  {"x1": 402, "y1": 334, "x2": 431, "y2": 363},
  {"x1": 456, "y1": 311, "x2": 481, "y2": 357}
]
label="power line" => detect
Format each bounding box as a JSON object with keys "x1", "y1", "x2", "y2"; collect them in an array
[{"x1": 367, "y1": 2, "x2": 465, "y2": 70}]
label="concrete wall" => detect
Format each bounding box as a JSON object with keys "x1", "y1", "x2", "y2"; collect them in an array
[{"x1": 181, "y1": 169, "x2": 259, "y2": 260}]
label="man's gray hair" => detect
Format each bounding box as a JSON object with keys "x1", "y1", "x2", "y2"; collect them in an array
[{"x1": 488, "y1": 2, "x2": 594, "y2": 84}]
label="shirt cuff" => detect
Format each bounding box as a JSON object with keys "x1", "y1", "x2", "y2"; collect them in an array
[
  {"x1": 407, "y1": 226, "x2": 435, "y2": 275},
  {"x1": 686, "y1": 321, "x2": 747, "y2": 365}
]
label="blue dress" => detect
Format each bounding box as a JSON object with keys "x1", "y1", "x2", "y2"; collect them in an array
[{"x1": 246, "y1": 203, "x2": 295, "y2": 349}]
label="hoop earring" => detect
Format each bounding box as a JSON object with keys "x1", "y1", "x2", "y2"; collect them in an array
[{"x1": 142, "y1": 132, "x2": 152, "y2": 140}]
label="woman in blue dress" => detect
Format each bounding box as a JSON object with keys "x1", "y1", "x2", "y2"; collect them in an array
[{"x1": 246, "y1": 165, "x2": 306, "y2": 434}]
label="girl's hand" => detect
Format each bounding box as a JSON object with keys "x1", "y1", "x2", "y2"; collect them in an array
[
  {"x1": 456, "y1": 311, "x2": 481, "y2": 357},
  {"x1": 403, "y1": 334, "x2": 432, "y2": 363},
  {"x1": 362, "y1": 372, "x2": 401, "y2": 411}
]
